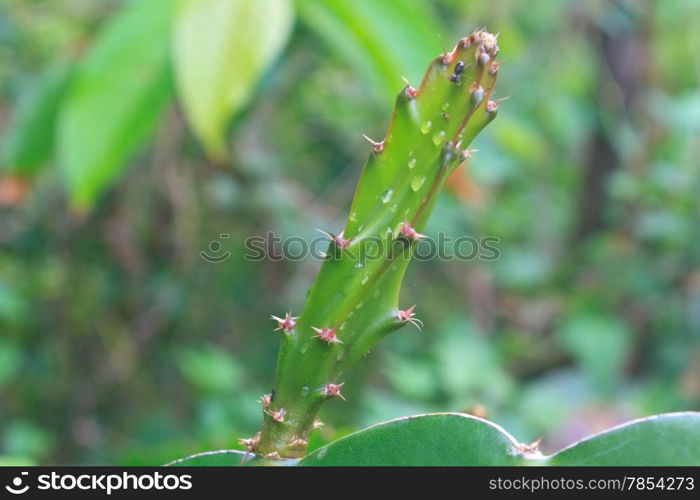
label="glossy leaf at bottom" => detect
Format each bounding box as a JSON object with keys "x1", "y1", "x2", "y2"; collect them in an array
[{"x1": 168, "y1": 411, "x2": 700, "y2": 466}]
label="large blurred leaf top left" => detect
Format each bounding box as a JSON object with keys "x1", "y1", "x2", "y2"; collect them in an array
[{"x1": 57, "y1": 0, "x2": 175, "y2": 211}]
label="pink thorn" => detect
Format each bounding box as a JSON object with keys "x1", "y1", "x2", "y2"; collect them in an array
[
  {"x1": 323, "y1": 383, "x2": 346, "y2": 401},
  {"x1": 401, "y1": 76, "x2": 418, "y2": 99},
  {"x1": 400, "y1": 222, "x2": 426, "y2": 241},
  {"x1": 257, "y1": 393, "x2": 272, "y2": 408},
  {"x1": 312, "y1": 327, "x2": 343, "y2": 345},
  {"x1": 486, "y1": 96, "x2": 509, "y2": 113},
  {"x1": 271, "y1": 312, "x2": 297, "y2": 333},
  {"x1": 362, "y1": 134, "x2": 385, "y2": 154},
  {"x1": 396, "y1": 305, "x2": 423, "y2": 331},
  {"x1": 266, "y1": 408, "x2": 286, "y2": 423},
  {"x1": 442, "y1": 51, "x2": 455, "y2": 65},
  {"x1": 316, "y1": 229, "x2": 352, "y2": 249}
]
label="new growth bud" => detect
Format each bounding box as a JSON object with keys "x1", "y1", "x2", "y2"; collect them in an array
[{"x1": 256, "y1": 30, "x2": 502, "y2": 459}]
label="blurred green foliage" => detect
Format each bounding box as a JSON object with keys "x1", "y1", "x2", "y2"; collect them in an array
[{"x1": 0, "y1": 0, "x2": 698, "y2": 465}]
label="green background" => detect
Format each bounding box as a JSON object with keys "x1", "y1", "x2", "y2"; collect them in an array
[{"x1": 0, "y1": 0, "x2": 698, "y2": 465}]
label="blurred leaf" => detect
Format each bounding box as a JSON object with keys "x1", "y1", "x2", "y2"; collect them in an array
[
  {"x1": 301, "y1": 413, "x2": 527, "y2": 466},
  {"x1": 557, "y1": 312, "x2": 632, "y2": 390},
  {"x1": 1, "y1": 421, "x2": 54, "y2": 459},
  {"x1": 493, "y1": 250, "x2": 552, "y2": 290},
  {"x1": 548, "y1": 412, "x2": 700, "y2": 465},
  {"x1": 434, "y1": 318, "x2": 513, "y2": 405},
  {"x1": 0, "y1": 340, "x2": 21, "y2": 386},
  {"x1": 0, "y1": 280, "x2": 28, "y2": 325},
  {"x1": 1, "y1": 61, "x2": 73, "y2": 176},
  {"x1": 173, "y1": 0, "x2": 294, "y2": 160},
  {"x1": 296, "y1": 0, "x2": 444, "y2": 99},
  {"x1": 176, "y1": 347, "x2": 243, "y2": 394},
  {"x1": 57, "y1": 0, "x2": 176, "y2": 210}
]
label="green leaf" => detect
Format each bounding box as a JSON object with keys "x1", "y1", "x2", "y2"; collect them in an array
[
  {"x1": 166, "y1": 449, "x2": 298, "y2": 466},
  {"x1": 57, "y1": 0, "x2": 176, "y2": 211},
  {"x1": 1, "y1": 61, "x2": 73, "y2": 176},
  {"x1": 173, "y1": 0, "x2": 294, "y2": 160},
  {"x1": 296, "y1": 0, "x2": 444, "y2": 99},
  {"x1": 166, "y1": 450, "x2": 249, "y2": 466},
  {"x1": 169, "y1": 412, "x2": 700, "y2": 466},
  {"x1": 546, "y1": 412, "x2": 700, "y2": 466},
  {"x1": 300, "y1": 413, "x2": 529, "y2": 466}
]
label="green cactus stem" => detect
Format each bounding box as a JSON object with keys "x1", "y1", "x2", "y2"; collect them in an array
[{"x1": 254, "y1": 30, "x2": 502, "y2": 458}]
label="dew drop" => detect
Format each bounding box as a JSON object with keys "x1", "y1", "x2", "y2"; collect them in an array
[
  {"x1": 410, "y1": 176, "x2": 426, "y2": 191},
  {"x1": 349, "y1": 211, "x2": 357, "y2": 222},
  {"x1": 408, "y1": 158, "x2": 417, "y2": 169},
  {"x1": 441, "y1": 102, "x2": 450, "y2": 111},
  {"x1": 355, "y1": 301, "x2": 364, "y2": 309},
  {"x1": 354, "y1": 262, "x2": 365, "y2": 269},
  {"x1": 361, "y1": 273, "x2": 369, "y2": 285},
  {"x1": 301, "y1": 386, "x2": 310, "y2": 395},
  {"x1": 420, "y1": 120, "x2": 433, "y2": 134},
  {"x1": 432, "y1": 130, "x2": 446, "y2": 145},
  {"x1": 381, "y1": 188, "x2": 393, "y2": 203}
]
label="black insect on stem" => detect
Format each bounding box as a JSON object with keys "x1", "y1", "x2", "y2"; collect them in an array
[{"x1": 449, "y1": 61, "x2": 465, "y2": 83}]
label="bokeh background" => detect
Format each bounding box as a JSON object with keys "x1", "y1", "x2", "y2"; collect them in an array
[{"x1": 1, "y1": 0, "x2": 699, "y2": 465}]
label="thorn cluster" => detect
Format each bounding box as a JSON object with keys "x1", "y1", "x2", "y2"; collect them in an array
[
  {"x1": 312, "y1": 327, "x2": 342, "y2": 345},
  {"x1": 400, "y1": 222, "x2": 425, "y2": 241},
  {"x1": 266, "y1": 408, "x2": 287, "y2": 423},
  {"x1": 401, "y1": 76, "x2": 418, "y2": 99},
  {"x1": 271, "y1": 312, "x2": 297, "y2": 333},
  {"x1": 323, "y1": 382, "x2": 346, "y2": 401},
  {"x1": 258, "y1": 393, "x2": 272, "y2": 408},
  {"x1": 362, "y1": 134, "x2": 385, "y2": 154},
  {"x1": 317, "y1": 229, "x2": 352, "y2": 249},
  {"x1": 396, "y1": 305, "x2": 423, "y2": 331}
]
